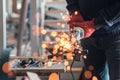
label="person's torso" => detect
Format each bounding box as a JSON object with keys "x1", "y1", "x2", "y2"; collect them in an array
[{"x1": 78, "y1": 0, "x2": 115, "y2": 20}]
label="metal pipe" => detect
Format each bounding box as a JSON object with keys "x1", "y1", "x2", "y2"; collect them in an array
[
  {"x1": 12, "y1": 0, "x2": 17, "y2": 13},
  {"x1": 0, "y1": 0, "x2": 7, "y2": 50},
  {"x1": 17, "y1": 0, "x2": 28, "y2": 56}
]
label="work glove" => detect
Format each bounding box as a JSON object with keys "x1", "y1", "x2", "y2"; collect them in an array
[{"x1": 68, "y1": 11, "x2": 95, "y2": 38}]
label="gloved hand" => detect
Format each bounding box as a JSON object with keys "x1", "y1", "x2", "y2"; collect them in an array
[
  {"x1": 68, "y1": 11, "x2": 95, "y2": 38},
  {"x1": 70, "y1": 20, "x2": 95, "y2": 38}
]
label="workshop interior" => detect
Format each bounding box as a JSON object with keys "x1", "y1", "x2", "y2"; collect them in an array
[{"x1": 0, "y1": 0, "x2": 100, "y2": 80}]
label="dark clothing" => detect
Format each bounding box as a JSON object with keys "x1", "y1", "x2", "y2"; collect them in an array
[
  {"x1": 66, "y1": 0, "x2": 120, "y2": 37},
  {"x1": 81, "y1": 36, "x2": 120, "y2": 80},
  {"x1": 66, "y1": 0, "x2": 120, "y2": 80}
]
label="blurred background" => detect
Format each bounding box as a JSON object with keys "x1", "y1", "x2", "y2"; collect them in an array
[{"x1": 0, "y1": 0, "x2": 84, "y2": 80}]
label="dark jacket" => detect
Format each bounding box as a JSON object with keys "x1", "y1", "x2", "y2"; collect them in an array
[{"x1": 66, "y1": 0, "x2": 120, "y2": 37}]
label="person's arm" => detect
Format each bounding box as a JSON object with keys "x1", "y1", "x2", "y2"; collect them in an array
[
  {"x1": 94, "y1": 1, "x2": 120, "y2": 30},
  {"x1": 66, "y1": 0, "x2": 79, "y2": 14},
  {"x1": 66, "y1": 0, "x2": 95, "y2": 38}
]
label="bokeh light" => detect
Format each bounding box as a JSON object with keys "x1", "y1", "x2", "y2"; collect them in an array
[
  {"x1": 92, "y1": 76, "x2": 98, "y2": 80},
  {"x1": 66, "y1": 66, "x2": 71, "y2": 71},
  {"x1": 66, "y1": 53, "x2": 73, "y2": 60},
  {"x1": 57, "y1": 22, "x2": 61, "y2": 26},
  {"x1": 2, "y1": 62, "x2": 11, "y2": 73},
  {"x1": 41, "y1": 29, "x2": 47, "y2": 35},
  {"x1": 64, "y1": 60, "x2": 69, "y2": 66},
  {"x1": 49, "y1": 73, "x2": 59, "y2": 80},
  {"x1": 83, "y1": 55, "x2": 87, "y2": 59},
  {"x1": 74, "y1": 11, "x2": 79, "y2": 15},
  {"x1": 84, "y1": 70, "x2": 92, "y2": 79},
  {"x1": 52, "y1": 49, "x2": 58, "y2": 55},
  {"x1": 61, "y1": 24, "x2": 65, "y2": 28},
  {"x1": 50, "y1": 31, "x2": 58, "y2": 37},
  {"x1": 47, "y1": 61, "x2": 53, "y2": 67},
  {"x1": 42, "y1": 43, "x2": 47, "y2": 48},
  {"x1": 52, "y1": 56, "x2": 57, "y2": 61}
]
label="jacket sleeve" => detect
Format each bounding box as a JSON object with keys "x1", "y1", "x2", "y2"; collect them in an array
[
  {"x1": 94, "y1": 1, "x2": 120, "y2": 30},
  {"x1": 66, "y1": 0, "x2": 79, "y2": 14}
]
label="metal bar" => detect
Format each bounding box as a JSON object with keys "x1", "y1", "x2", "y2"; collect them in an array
[
  {"x1": 41, "y1": 0, "x2": 46, "y2": 27},
  {"x1": 0, "y1": 0, "x2": 7, "y2": 50},
  {"x1": 46, "y1": 1, "x2": 65, "y2": 5},
  {"x1": 17, "y1": 0, "x2": 28, "y2": 56},
  {"x1": 45, "y1": 20, "x2": 66, "y2": 23},
  {"x1": 12, "y1": 0, "x2": 17, "y2": 13},
  {"x1": 45, "y1": 10, "x2": 66, "y2": 14},
  {"x1": 30, "y1": 0, "x2": 41, "y2": 56}
]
